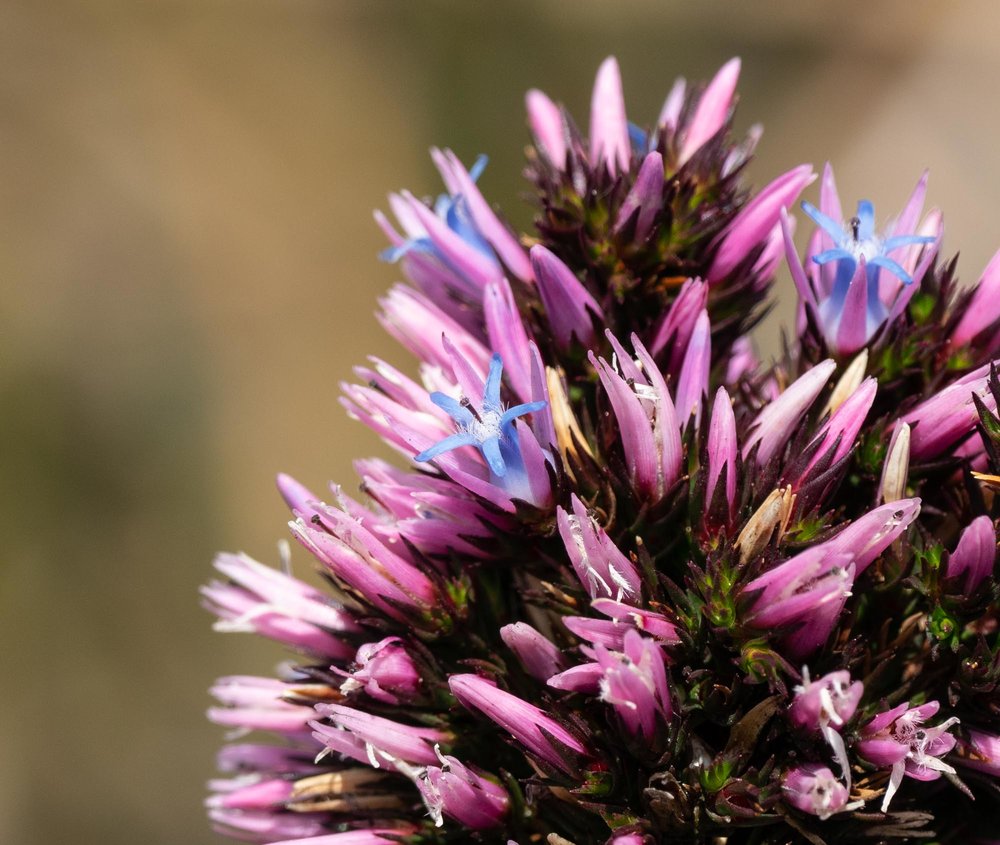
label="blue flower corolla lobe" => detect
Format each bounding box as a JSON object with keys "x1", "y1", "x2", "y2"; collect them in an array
[{"x1": 415, "y1": 354, "x2": 546, "y2": 480}]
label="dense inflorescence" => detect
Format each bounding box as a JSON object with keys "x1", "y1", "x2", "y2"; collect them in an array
[{"x1": 202, "y1": 58, "x2": 1000, "y2": 845}]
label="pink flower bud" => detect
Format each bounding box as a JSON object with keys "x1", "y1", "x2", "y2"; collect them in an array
[
  {"x1": 500, "y1": 622, "x2": 566, "y2": 681},
  {"x1": 955, "y1": 728, "x2": 1000, "y2": 777},
  {"x1": 822, "y1": 499, "x2": 921, "y2": 575},
  {"x1": 449, "y1": 674, "x2": 589, "y2": 774},
  {"x1": 557, "y1": 494, "x2": 641, "y2": 602},
  {"x1": 590, "y1": 57, "x2": 630, "y2": 177},
  {"x1": 743, "y1": 360, "x2": 836, "y2": 465},
  {"x1": 741, "y1": 545, "x2": 855, "y2": 659},
  {"x1": 789, "y1": 669, "x2": 863, "y2": 733},
  {"x1": 678, "y1": 58, "x2": 740, "y2": 165},
  {"x1": 338, "y1": 637, "x2": 422, "y2": 705},
  {"x1": 526, "y1": 88, "x2": 567, "y2": 170},
  {"x1": 595, "y1": 630, "x2": 673, "y2": 738},
  {"x1": 614, "y1": 151, "x2": 664, "y2": 242},
  {"x1": 781, "y1": 764, "x2": 854, "y2": 820},
  {"x1": 708, "y1": 165, "x2": 815, "y2": 283},
  {"x1": 531, "y1": 245, "x2": 603, "y2": 350},
  {"x1": 945, "y1": 515, "x2": 996, "y2": 593},
  {"x1": 415, "y1": 752, "x2": 509, "y2": 829}
]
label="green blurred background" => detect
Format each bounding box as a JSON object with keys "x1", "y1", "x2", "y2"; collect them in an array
[{"x1": 3, "y1": 2, "x2": 1000, "y2": 842}]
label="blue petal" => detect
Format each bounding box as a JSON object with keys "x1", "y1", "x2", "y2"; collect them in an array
[
  {"x1": 415, "y1": 432, "x2": 479, "y2": 463},
  {"x1": 628, "y1": 121, "x2": 649, "y2": 153},
  {"x1": 468, "y1": 154, "x2": 488, "y2": 183},
  {"x1": 868, "y1": 255, "x2": 912, "y2": 285},
  {"x1": 429, "y1": 392, "x2": 476, "y2": 425},
  {"x1": 802, "y1": 201, "x2": 848, "y2": 244},
  {"x1": 812, "y1": 248, "x2": 855, "y2": 267},
  {"x1": 444, "y1": 197, "x2": 494, "y2": 258},
  {"x1": 856, "y1": 200, "x2": 875, "y2": 241},
  {"x1": 882, "y1": 234, "x2": 936, "y2": 252},
  {"x1": 379, "y1": 238, "x2": 434, "y2": 263},
  {"x1": 483, "y1": 354, "x2": 504, "y2": 410},
  {"x1": 500, "y1": 400, "x2": 547, "y2": 430},
  {"x1": 481, "y1": 436, "x2": 506, "y2": 476}
]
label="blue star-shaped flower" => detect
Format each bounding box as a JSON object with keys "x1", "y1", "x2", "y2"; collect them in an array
[{"x1": 415, "y1": 354, "x2": 546, "y2": 478}]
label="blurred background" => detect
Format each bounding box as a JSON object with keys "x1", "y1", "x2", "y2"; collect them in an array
[{"x1": 3, "y1": 1, "x2": 1000, "y2": 842}]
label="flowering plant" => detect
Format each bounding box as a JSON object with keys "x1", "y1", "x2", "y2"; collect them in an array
[{"x1": 202, "y1": 57, "x2": 1000, "y2": 844}]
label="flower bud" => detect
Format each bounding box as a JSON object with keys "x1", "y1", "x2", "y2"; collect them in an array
[
  {"x1": 945, "y1": 515, "x2": 996, "y2": 593},
  {"x1": 500, "y1": 622, "x2": 566, "y2": 681},
  {"x1": 531, "y1": 245, "x2": 603, "y2": 349},
  {"x1": 338, "y1": 638, "x2": 422, "y2": 705},
  {"x1": 590, "y1": 56, "x2": 630, "y2": 176},
  {"x1": 416, "y1": 751, "x2": 509, "y2": 829},
  {"x1": 781, "y1": 764, "x2": 854, "y2": 820},
  {"x1": 955, "y1": 728, "x2": 1000, "y2": 777},
  {"x1": 449, "y1": 674, "x2": 589, "y2": 774}
]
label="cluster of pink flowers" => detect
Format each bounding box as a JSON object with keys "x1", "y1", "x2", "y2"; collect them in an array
[{"x1": 202, "y1": 57, "x2": 1000, "y2": 844}]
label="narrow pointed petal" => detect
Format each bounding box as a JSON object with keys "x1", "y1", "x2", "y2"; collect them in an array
[
  {"x1": 589, "y1": 57, "x2": 630, "y2": 176},
  {"x1": 674, "y1": 309, "x2": 710, "y2": 425},
  {"x1": 707, "y1": 387, "x2": 738, "y2": 516},
  {"x1": 834, "y1": 261, "x2": 869, "y2": 354},
  {"x1": 744, "y1": 360, "x2": 836, "y2": 464},
  {"x1": 657, "y1": 76, "x2": 686, "y2": 132},
  {"x1": 709, "y1": 165, "x2": 815, "y2": 283},
  {"x1": 614, "y1": 151, "x2": 664, "y2": 241},
  {"x1": 946, "y1": 515, "x2": 996, "y2": 593},
  {"x1": 679, "y1": 57, "x2": 740, "y2": 164},
  {"x1": 801, "y1": 376, "x2": 877, "y2": 480},
  {"x1": 952, "y1": 248, "x2": 1000, "y2": 347},
  {"x1": 531, "y1": 245, "x2": 602, "y2": 349},
  {"x1": 526, "y1": 88, "x2": 567, "y2": 169}
]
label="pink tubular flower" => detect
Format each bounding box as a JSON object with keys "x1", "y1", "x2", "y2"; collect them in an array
[
  {"x1": 614, "y1": 151, "x2": 665, "y2": 242},
  {"x1": 269, "y1": 831, "x2": 415, "y2": 845},
  {"x1": 740, "y1": 545, "x2": 855, "y2": 659},
  {"x1": 208, "y1": 676, "x2": 317, "y2": 735},
  {"x1": 952, "y1": 248, "x2": 1000, "y2": 350},
  {"x1": 822, "y1": 498, "x2": 921, "y2": 575},
  {"x1": 591, "y1": 333, "x2": 682, "y2": 502},
  {"x1": 706, "y1": 386, "x2": 738, "y2": 522},
  {"x1": 897, "y1": 362, "x2": 999, "y2": 460},
  {"x1": 595, "y1": 629, "x2": 673, "y2": 738},
  {"x1": 945, "y1": 515, "x2": 996, "y2": 593},
  {"x1": 782, "y1": 764, "x2": 859, "y2": 820},
  {"x1": 337, "y1": 637, "x2": 422, "y2": 705},
  {"x1": 500, "y1": 622, "x2": 566, "y2": 681},
  {"x1": 201, "y1": 551, "x2": 358, "y2": 659},
  {"x1": 557, "y1": 493, "x2": 641, "y2": 602},
  {"x1": 649, "y1": 277, "x2": 708, "y2": 368},
  {"x1": 525, "y1": 87, "x2": 567, "y2": 170},
  {"x1": 530, "y1": 245, "x2": 603, "y2": 350},
  {"x1": 449, "y1": 674, "x2": 588, "y2": 774},
  {"x1": 312, "y1": 704, "x2": 450, "y2": 769},
  {"x1": 790, "y1": 669, "x2": 863, "y2": 733},
  {"x1": 743, "y1": 360, "x2": 836, "y2": 465},
  {"x1": 411, "y1": 749, "x2": 510, "y2": 829},
  {"x1": 790, "y1": 667, "x2": 863, "y2": 786},
  {"x1": 674, "y1": 309, "x2": 711, "y2": 426},
  {"x1": 797, "y1": 376, "x2": 877, "y2": 483},
  {"x1": 857, "y1": 701, "x2": 960, "y2": 812},
  {"x1": 708, "y1": 164, "x2": 815, "y2": 283}
]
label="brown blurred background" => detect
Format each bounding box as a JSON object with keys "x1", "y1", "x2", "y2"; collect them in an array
[{"x1": 3, "y1": 2, "x2": 1000, "y2": 843}]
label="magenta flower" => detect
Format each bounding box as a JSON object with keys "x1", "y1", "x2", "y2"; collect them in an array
[
  {"x1": 336, "y1": 637, "x2": 422, "y2": 705},
  {"x1": 857, "y1": 701, "x2": 960, "y2": 812},
  {"x1": 782, "y1": 764, "x2": 859, "y2": 820},
  {"x1": 410, "y1": 750, "x2": 510, "y2": 830},
  {"x1": 740, "y1": 545, "x2": 855, "y2": 659},
  {"x1": 204, "y1": 55, "x2": 999, "y2": 844}
]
